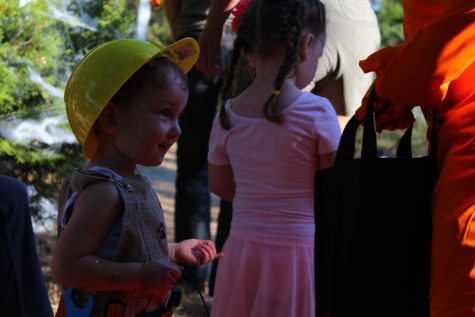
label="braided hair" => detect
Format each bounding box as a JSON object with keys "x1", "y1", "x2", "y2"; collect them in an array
[{"x1": 219, "y1": 0, "x2": 326, "y2": 129}]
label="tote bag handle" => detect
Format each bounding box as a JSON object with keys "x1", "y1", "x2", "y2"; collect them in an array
[
  {"x1": 335, "y1": 89, "x2": 438, "y2": 164},
  {"x1": 335, "y1": 89, "x2": 378, "y2": 163}
]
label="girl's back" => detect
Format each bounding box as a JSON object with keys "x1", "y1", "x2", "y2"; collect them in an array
[{"x1": 209, "y1": 92, "x2": 339, "y2": 238}]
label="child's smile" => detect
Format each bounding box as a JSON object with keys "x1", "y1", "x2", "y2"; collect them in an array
[{"x1": 115, "y1": 76, "x2": 188, "y2": 167}]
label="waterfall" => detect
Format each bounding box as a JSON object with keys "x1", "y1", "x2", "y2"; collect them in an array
[
  {"x1": 136, "y1": 0, "x2": 151, "y2": 40},
  {"x1": 0, "y1": 114, "x2": 76, "y2": 148},
  {"x1": 28, "y1": 67, "x2": 64, "y2": 99},
  {"x1": 49, "y1": 6, "x2": 97, "y2": 31}
]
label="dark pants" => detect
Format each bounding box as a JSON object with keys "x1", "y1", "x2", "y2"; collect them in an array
[
  {"x1": 208, "y1": 200, "x2": 232, "y2": 296},
  {"x1": 0, "y1": 175, "x2": 53, "y2": 317},
  {"x1": 174, "y1": 65, "x2": 233, "y2": 290}
]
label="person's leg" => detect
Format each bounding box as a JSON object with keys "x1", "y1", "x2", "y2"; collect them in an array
[
  {"x1": 175, "y1": 67, "x2": 222, "y2": 289},
  {"x1": 310, "y1": 54, "x2": 346, "y2": 115},
  {"x1": 0, "y1": 175, "x2": 53, "y2": 317},
  {"x1": 208, "y1": 200, "x2": 232, "y2": 296},
  {"x1": 340, "y1": 17, "x2": 380, "y2": 114}
]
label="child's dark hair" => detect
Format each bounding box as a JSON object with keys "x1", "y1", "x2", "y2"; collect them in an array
[
  {"x1": 220, "y1": 0, "x2": 326, "y2": 129},
  {"x1": 111, "y1": 57, "x2": 188, "y2": 107}
]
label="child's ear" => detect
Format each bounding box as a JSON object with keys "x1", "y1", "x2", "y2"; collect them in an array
[
  {"x1": 298, "y1": 33, "x2": 315, "y2": 62},
  {"x1": 97, "y1": 102, "x2": 120, "y2": 136}
]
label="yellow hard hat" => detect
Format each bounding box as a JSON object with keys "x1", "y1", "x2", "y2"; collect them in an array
[{"x1": 64, "y1": 37, "x2": 200, "y2": 159}]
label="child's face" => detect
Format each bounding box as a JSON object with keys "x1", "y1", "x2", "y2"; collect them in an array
[
  {"x1": 115, "y1": 75, "x2": 188, "y2": 166},
  {"x1": 296, "y1": 33, "x2": 325, "y2": 89}
]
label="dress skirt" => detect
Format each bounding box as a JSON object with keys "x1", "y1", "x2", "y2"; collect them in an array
[{"x1": 210, "y1": 230, "x2": 315, "y2": 317}]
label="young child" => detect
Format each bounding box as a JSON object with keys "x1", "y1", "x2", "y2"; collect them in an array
[
  {"x1": 52, "y1": 38, "x2": 222, "y2": 317},
  {"x1": 207, "y1": 0, "x2": 340, "y2": 316}
]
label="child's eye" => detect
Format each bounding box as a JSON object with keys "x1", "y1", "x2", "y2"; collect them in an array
[{"x1": 158, "y1": 109, "x2": 170, "y2": 117}]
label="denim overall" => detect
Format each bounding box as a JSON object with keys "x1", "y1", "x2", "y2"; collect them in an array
[{"x1": 56, "y1": 168, "x2": 169, "y2": 317}]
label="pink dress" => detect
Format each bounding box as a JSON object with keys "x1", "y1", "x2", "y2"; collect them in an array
[{"x1": 208, "y1": 92, "x2": 340, "y2": 317}]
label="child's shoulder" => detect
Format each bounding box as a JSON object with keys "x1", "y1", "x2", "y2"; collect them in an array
[
  {"x1": 296, "y1": 92, "x2": 335, "y2": 112},
  {"x1": 291, "y1": 92, "x2": 337, "y2": 119},
  {"x1": 64, "y1": 168, "x2": 126, "y2": 208},
  {"x1": 71, "y1": 169, "x2": 120, "y2": 197},
  {"x1": 78, "y1": 179, "x2": 120, "y2": 202},
  {"x1": 69, "y1": 168, "x2": 119, "y2": 190}
]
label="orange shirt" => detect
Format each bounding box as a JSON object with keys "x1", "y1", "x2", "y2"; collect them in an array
[{"x1": 356, "y1": 1, "x2": 475, "y2": 316}]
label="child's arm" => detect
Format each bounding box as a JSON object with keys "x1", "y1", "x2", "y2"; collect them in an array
[
  {"x1": 317, "y1": 152, "x2": 336, "y2": 170},
  {"x1": 52, "y1": 181, "x2": 181, "y2": 297},
  {"x1": 315, "y1": 100, "x2": 341, "y2": 170},
  {"x1": 168, "y1": 240, "x2": 223, "y2": 265},
  {"x1": 208, "y1": 164, "x2": 235, "y2": 202}
]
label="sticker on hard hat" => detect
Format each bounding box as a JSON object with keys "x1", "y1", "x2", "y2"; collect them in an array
[{"x1": 174, "y1": 42, "x2": 197, "y2": 61}]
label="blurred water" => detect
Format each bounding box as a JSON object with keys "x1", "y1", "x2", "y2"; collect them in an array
[
  {"x1": 136, "y1": 0, "x2": 151, "y2": 40},
  {"x1": 0, "y1": 111, "x2": 76, "y2": 233},
  {"x1": 0, "y1": 114, "x2": 76, "y2": 148},
  {"x1": 49, "y1": 5, "x2": 97, "y2": 31},
  {"x1": 28, "y1": 67, "x2": 64, "y2": 99},
  {"x1": 27, "y1": 185, "x2": 57, "y2": 233}
]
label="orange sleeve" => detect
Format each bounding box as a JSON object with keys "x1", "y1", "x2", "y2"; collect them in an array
[
  {"x1": 356, "y1": 0, "x2": 475, "y2": 131},
  {"x1": 402, "y1": 0, "x2": 448, "y2": 41}
]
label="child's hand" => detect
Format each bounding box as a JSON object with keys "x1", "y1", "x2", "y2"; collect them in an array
[
  {"x1": 140, "y1": 261, "x2": 182, "y2": 298},
  {"x1": 174, "y1": 239, "x2": 224, "y2": 266}
]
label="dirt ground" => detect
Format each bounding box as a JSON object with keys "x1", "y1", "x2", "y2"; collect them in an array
[{"x1": 36, "y1": 146, "x2": 220, "y2": 316}]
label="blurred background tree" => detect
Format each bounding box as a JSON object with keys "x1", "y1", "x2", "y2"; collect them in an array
[
  {"x1": 0, "y1": 0, "x2": 170, "y2": 222},
  {"x1": 377, "y1": 0, "x2": 404, "y2": 46}
]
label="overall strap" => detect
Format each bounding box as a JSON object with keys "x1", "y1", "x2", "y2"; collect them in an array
[{"x1": 59, "y1": 167, "x2": 133, "y2": 232}]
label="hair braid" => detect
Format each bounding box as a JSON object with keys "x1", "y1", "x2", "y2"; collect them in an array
[
  {"x1": 219, "y1": 37, "x2": 243, "y2": 130},
  {"x1": 263, "y1": 0, "x2": 303, "y2": 123}
]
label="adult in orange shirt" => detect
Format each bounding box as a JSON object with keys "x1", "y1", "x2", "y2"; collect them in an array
[{"x1": 356, "y1": 1, "x2": 475, "y2": 316}]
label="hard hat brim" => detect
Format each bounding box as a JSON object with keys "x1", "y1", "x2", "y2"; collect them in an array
[
  {"x1": 65, "y1": 37, "x2": 200, "y2": 159},
  {"x1": 157, "y1": 37, "x2": 200, "y2": 75}
]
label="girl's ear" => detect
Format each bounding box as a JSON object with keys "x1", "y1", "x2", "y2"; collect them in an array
[
  {"x1": 298, "y1": 33, "x2": 315, "y2": 62},
  {"x1": 97, "y1": 102, "x2": 120, "y2": 136}
]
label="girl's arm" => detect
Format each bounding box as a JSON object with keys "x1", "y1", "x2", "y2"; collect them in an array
[
  {"x1": 52, "y1": 182, "x2": 181, "y2": 296},
  {"x1": 317, "y1": 151, "x2": 336, "y2": 170},
  {"x1": 208, "y1": 164, "x2": 235, "y2": 202}
]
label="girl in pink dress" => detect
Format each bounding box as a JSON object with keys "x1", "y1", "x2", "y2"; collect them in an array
[{"x1": 207, "y1": 0, "x2": 340, "y2": 316}]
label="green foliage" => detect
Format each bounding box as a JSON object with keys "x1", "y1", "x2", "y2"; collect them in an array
[
  {"x1": 0, "y1": 0, "x2": 165, "y2": 221},
  {"x1": 0, "y1": 137, "x2": 85, "y2": 218},
  {"x1": 65, "y1": 0, "x2": 135, "y2": 55},
  {"x1": 355, "y1": 109, "x2": 429, "y2": 158},
  {"x1": 377, "y1": 0, "x2": 404, "y2": 47},
  {"x1": 148, "y1": 6, "x2": 173, "y2": 44},
  {"x1": 0, "y1": 0, "x2": 64, "y2": 115}
]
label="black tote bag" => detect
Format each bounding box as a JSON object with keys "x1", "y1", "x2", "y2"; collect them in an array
[{"x1": 314, "y1": 90, "x2": 437, "y2": 317}]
